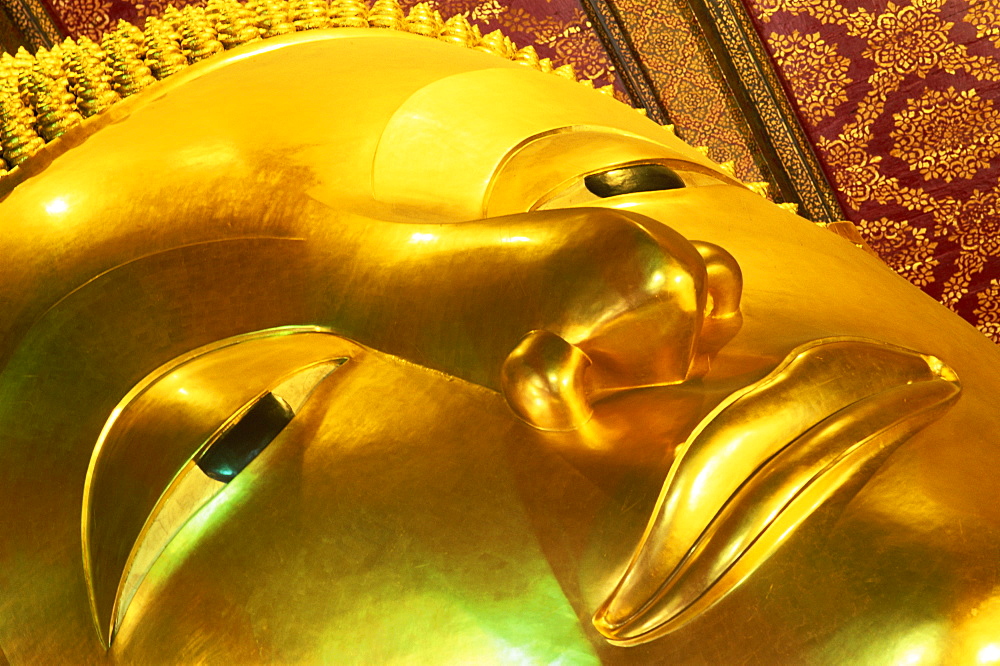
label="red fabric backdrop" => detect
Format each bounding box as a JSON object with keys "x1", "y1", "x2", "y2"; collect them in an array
[{"x1": 743, "y1": 0, "x2": 1000, "y2": 341}]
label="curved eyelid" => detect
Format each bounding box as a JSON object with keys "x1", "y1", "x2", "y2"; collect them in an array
[
  {"x1": 196, "y1": 360, "x2": 344, "y2": 482},
  {"x1": 531, "y1": 159, "x2": 734, "y2": 212}
]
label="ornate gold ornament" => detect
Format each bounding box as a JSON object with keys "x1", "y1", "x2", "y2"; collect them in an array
[{"x1": 0, "y1": 12, "x2": 997, "y2": 666}]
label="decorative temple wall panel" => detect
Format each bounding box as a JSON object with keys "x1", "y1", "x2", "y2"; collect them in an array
[{"x1": 743, "y1": 0, "x2": 1000, "y2": 341}]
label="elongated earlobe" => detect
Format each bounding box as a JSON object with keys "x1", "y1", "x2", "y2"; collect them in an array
[{"x1": 501, "y1": 330, "x2": 593, "y2": 431}]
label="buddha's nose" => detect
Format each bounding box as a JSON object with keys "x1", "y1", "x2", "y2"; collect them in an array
[
  {"x1": 501, "y1": 223, "x2": 743, "y2": 432},
  {"x1": 576, "y1": 235, "x2": 743, "y2": 391}
]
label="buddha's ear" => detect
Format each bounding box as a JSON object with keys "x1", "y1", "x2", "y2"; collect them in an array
[
  {"x1": 82, "y1": 328, "x2": 356, "y2": 648},
  {"x1": 501, "y1": 330, "x2": 593, "y2": 431}
]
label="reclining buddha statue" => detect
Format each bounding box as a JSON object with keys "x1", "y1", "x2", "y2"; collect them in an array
[{"x1": 0, "y1": 5, "x2": 998, "y2": 663}]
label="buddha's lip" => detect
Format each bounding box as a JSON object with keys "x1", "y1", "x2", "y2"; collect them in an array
[{"x1": 592, "y1": 337, "x2": 961, "y2": 646}]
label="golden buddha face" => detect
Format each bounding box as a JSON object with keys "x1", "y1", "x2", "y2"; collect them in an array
[{"x1": 0, "y1": 30, "x2": 998, "y2": 664}]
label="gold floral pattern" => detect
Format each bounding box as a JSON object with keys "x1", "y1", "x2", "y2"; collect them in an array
[
  {"x1": 504, "y1": 6, "x2": 570, "y2": 41},
  {"x1": 768, "y1": 31, "x2": 850, "y2": 126},
  {"x1": 816, "y1": 137, "x2": 883, "y2": 210},
  {"x1": 858, "y1": 218, "x2": 939, "y2": 287},
  {"x1": 974, "y1": 279, "x2": 1000, "y2": 342},
  {"x1": 965, "y1": 2, "x2": 1000, "y2": 50},
  {"x1": 890, "y1": 87, "x2": 1000, "y2": 183},
  {"x1": 613, "y1": 0, "x2": 767, "y2": 183},
  {"x1": 750, "y1": 0, "x2": 807, "y2": 23},
  {"x1": 861, "y1": 1, "x2": 951, "y2": 77},
  {"x1": 744, "y1": 0, "x2": 1000, "y2": 340},
  {"x1": 938, "y1": 181, "x2": 1000, "y2": 303}
]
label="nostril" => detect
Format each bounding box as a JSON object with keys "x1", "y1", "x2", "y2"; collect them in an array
[
  {"x1": 691, "y1": 241, "x2": 743, "y2": 319},
  {"x1": 704, "y1": 292, "x2": 716, "y2": 318}
]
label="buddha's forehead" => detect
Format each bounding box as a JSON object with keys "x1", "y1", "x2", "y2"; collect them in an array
[
  {"x1": 282, "y1": 31, "x2": 722, "y2": 220},
  {"x1": 0, "y1": 30, "x2": 719, "y2": 223}
]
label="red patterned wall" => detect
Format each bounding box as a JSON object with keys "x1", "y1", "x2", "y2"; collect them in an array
[{"x1": 743, "y1": 0, "x2": 1000, "y2": 341}]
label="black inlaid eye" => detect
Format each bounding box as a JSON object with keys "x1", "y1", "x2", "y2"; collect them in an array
[
  {"x1": 584, "y1": 164, "x2": 685, "y2": 198},
  {"x1": 197, "y1": 393, "x2": 295, "y2": 482}
]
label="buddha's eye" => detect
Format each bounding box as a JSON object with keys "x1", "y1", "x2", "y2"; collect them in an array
[
  {"x1": 532, "y1": 161, "x2": 724, "y2": 211},
  {"x1": 197, "y1": 392, "x2": 296, "y2": 482},
  {"x1": 82, "y1": 329, "x2": 352, "y2": 647},
  {"x1": 584, "y1": 164, "x2": 685, "y2": 198}
]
